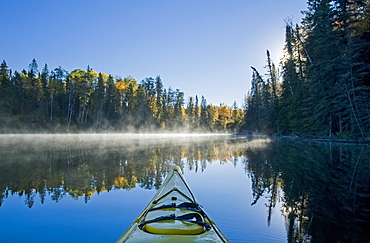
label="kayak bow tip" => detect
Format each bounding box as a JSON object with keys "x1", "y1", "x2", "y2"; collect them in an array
[{"x1": 173, "y1": 165, "x2": 181, "y2": 172}]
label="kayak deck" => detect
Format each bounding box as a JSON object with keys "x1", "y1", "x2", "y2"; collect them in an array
[{"x1": 116, "y1": 166, "x2": 229, "y2": 242}]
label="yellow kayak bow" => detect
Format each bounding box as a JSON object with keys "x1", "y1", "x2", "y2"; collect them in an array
[{"x1": 116, "y1": 166, "x2": 229, "y2": 242}]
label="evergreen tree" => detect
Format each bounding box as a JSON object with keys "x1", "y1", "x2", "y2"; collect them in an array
[
  {"x1": 0, "y1": 60, "x2": 12, "y2": 121},
  {"x1": 135, "y1": 84, "x2": 151, "y2": 129},
  {"x1": 186, "y1": 96, "x2": 195, "y2": 129},
  {"x1": 39, "y1": 64, "x2": 50, "y2": 121},
  {"x1": 278, "y1": 23, "x2": 305, "y2": 135},
  {"x1": 27, "y1": 59, "x2": 44, "y2": 112},
  {"x1": 40, "y1": 64, "x2": 49, "y2": 89},
  {"x1": 154, "y1": 76, "x2": 164, "y2": 126},
  {"x1": 0, "y1": 60, "x2": 10, "y2": 90},
  {"x1": 91, "y1": 72, "x2": 107, "y2": 127},
  {"x1": 28, "y1": 58, "x2": 38, "y2": 79},
  {"x1": 174, "y1": 89, "x2": 185, "y2": 127},
  {"x1": 194, "y1": 95, "x2": 200, "y2": 129},
  {"x1": 230, "y1": 101, "x2": 244, "y2": 131},
  {"x1": 126, "y1": 78, "x2": 138, "y2": 116},
  {"x1": 330, "y1": 0, "x2": 370, "y2": 138},
  {"x1": 105, "y1": 75, "x2": 120, "y2": 124},
  {"x1": 11, "y1": 71, "x2": 26, "y2": 115},
  {"x1": 200, "y1": 95, "x2": 208, "y2": 127},
  {"x1": 49, "y1": 67, "x2": 67, "y2": 122},
  {"x1": 244, "y1": 67, "x2": 264, "y2": 132},
  {"x1": 301, "y1": 0, "x2": 342, "y2": 136},
  {"x1": 265, "y1": 50, "x2": 279, "y2": 133}
]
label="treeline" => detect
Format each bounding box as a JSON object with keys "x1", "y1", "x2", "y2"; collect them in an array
[
  {"x1": 244, "y1": 0, "x2": 370, "y2": 139},
  {"x1": 0, "y1": 60, "x2": 244, "y2": 132}
]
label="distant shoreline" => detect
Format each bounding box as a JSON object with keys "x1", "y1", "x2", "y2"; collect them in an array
[{"x1": 233, "y1": 132, "x2": 370, "y2": 145}]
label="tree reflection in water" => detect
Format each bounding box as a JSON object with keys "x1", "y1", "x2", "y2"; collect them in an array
[
  {"x1": 0, "y1": 135, "x2": 369, "y2": 242},
  {"x1": 0, "y1": 135, "x2": 245, "y2": 206},
  {"x1": 245, "y1": 139, "x2": 370, "y2": 242}
]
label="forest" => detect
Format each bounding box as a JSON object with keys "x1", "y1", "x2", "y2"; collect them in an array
[
  {"x1": 1, "y1": 0, "x2": 370, "y2": 139},
  {"x1": 244, "y1": 0, "x2": 370, "y2": 140},
  {"x1": 0, "y1": 60, "x2": 244, "y2": 133}
]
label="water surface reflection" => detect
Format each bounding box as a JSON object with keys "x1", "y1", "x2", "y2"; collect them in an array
[{"x1": 0, "y1": 135, "x2": 369, "y2": 242}]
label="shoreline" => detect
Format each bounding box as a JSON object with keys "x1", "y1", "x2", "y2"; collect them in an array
[{"x1": 233, "y1": 132, "x2": 370, "y2": 145}]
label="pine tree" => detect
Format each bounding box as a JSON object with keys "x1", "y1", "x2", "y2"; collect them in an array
[
  {"x1": 105, "y1": 75, "x2": 120, "y2": 124},
  {"x1": 174, "y1": 89, "x2": 185, "y2": 127},
  {"x1": 186, "y1": 96, "x2": 195, "y2": 129},
  {"x1": 330, "y1": 0, "x2": 370, "y2": 138},
  {"x1": 278, "y1": 23, "x2": 305, "y2": 135},
  {"x1": 154, "y1": 76, "x2": 164, "y2": 126},
  {"x1": 0, "y1": 60, "x2": 10, "y2": 90},
  {"x1": 244, "y1": 67, "x2": 264, "y2": 132},
  {"x1": 231, "y1": 101, "x2": 244, "y2": 132},
  {"x1": 265, "y1": 50, "x2": 279, "y2": 133},
  {"x1": 302, "y1": 0, "x2": 341, "y2": 136},
  {"x1": 194, "y1": 95, "x2": 200, "y2": 129},
  {"x1": 135, "y1": 84, "x2": 151, "y2": 129},
  {"x1": 200, "y1": 95, "x2": 208, "y2": 128},
  {"x1": 28, "y1": 58, "x2": 38, "y2": 80},
  {"x1": 0, "y1": 60, "x2": 12, "y2": 119},
  {"x1": 49, "y1": 67, "x2": 67, "y2": 122},
  {"x1": 300, "y1": 0, "x2": 370, "y2": 138},
  {"x1": 28, "y1": 59, "x2": 43, "y2": 105},
  {"x1": 91, "y1": 72, "x2": 107, "y2": 127}
]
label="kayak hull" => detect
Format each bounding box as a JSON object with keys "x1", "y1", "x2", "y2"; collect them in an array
[{"x1": 116, "y1": 166, "x2": 229, "y2": 243}]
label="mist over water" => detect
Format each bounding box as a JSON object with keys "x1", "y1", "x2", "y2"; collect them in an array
[
  {"x1": 0, "y1": 132, "x2": 230, "y2": 142},
  {"x1": 0, "y1": 133, "x2": 233, "y2": 152}
]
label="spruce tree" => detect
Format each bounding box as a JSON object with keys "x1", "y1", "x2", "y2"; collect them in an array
[
  {"x1": 105, "y1": 75, "x2": 120, "y2": 124},
  {"x1": 302, "y1": 0, "x2": 340, "y2": 136},
  {"x1": 0, "y1": 60, "x2": 10, "y2": 90},
  {"x1": 279, "y1": 24, "x2": 304, "y2": 135}
]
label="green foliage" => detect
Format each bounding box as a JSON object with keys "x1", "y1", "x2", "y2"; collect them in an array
[
  {"x1": 0, "y1": 60, "x2": 241, "y2": 132},
  {"x1": 244, "y1": 0, "x2": 370, "y2": 139},
  {"x1": 244, "y1": 56, "x2": 279, "y2": 135}
]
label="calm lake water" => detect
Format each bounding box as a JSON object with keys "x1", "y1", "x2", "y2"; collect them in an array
[{"x1": 0, "y1": 134, "x2": 369, "y2": 243}]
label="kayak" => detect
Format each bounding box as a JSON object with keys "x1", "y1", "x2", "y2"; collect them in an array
[{"x1": 116, "y1": 166, "x2": 229, "y2": 243}]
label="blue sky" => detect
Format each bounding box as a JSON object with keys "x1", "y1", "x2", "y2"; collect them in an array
[{"x1": 0, "y1": 0, "x2": 307, "y2": 107}]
